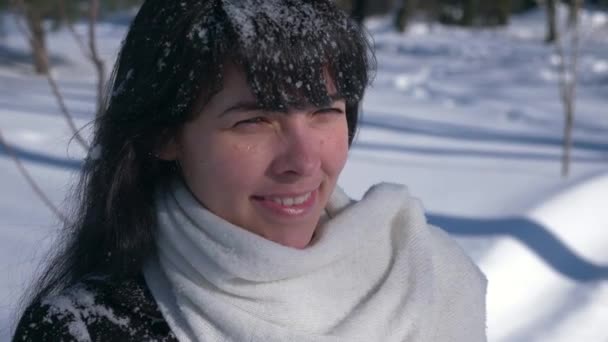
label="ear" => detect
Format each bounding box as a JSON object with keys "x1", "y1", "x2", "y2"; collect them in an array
[{"x1": 156, "y1": 137, "x2": 179, "y2": 161}]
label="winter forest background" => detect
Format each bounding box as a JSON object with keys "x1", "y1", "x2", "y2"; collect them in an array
[{"x1": 1, "y1": 0, "x2": 607, "y2": 341}]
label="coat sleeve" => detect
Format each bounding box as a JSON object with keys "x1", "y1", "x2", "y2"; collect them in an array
[
  {"x1": 12, "y1": 276, "x2": 178, "y2": 342},
  {"x1": 12, "y1": 301, "x2": 91, "y2": 342}
]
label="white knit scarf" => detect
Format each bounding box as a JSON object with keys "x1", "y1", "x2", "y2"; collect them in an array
[{"x1": 143, "y1": 180, "x2": 487, "y2": 342}]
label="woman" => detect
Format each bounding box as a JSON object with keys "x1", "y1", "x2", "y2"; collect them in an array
[{"x1": 13, "y1": 0, "x2": 487, "y2": 341}]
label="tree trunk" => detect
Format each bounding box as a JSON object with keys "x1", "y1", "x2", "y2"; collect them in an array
[
  {"x1": 88, "y1": 0, "x2": 106, "y2": 116},
  {"x1": 424, "y1": 0, "x2": 440, "y2": 25},
  {"x1": 395, "y1": 0, "x2": 416, "y2": 32},
  {"x1": 351, "y1": 0, "x2": 367, "y2": 24},
  {"x1": 557, "y1": 1, "x2": 580, "y2": 178},
  {"x1": 562, "y1": 102, "x2": 574, "y2": 177},
  {"x1": 25, "y1": 9, "x2": 49, "y2": 74},
  {"x1": 461, "y1": 0, "x2": 477, "y2": 26},
  {"x1": 546, "y1": 0, "x2": 557, "y2": 43},
  {"x1": 568, "y1": 0, "x2": 583, "y2": 27},
  {"x1": 496, "y1": 0, "x2": 511, "y2": 26}
]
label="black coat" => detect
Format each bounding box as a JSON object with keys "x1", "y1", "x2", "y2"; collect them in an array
[{"x1": 12, "y1": 275, "x2": 177, "y2": 341}]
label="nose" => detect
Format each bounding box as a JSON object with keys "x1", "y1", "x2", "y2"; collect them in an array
[{"x1": 269, "y1": 120, "x2": 321, "y2": 179}]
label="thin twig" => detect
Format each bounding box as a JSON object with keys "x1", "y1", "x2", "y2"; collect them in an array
[
  {"x1": 57, "y1": 0, "x2": 91, "y2": 59},
  {"x1": 88, "y1": 0, "x2": 106, "y2": 116},
  {"x1": 0, "y1": 130, "x2": 68, "y2": 224},
  {"x1": 554, "y1": 2, "x2": 582, "y2": 177},
  {"x1": 58, "y1": 0, "x2": 106, "y2": 116},
  {"x1": 45, "y1": 74, "x2": 91, "y2": 149},
  {"x1": 564, "y1": 4, "x2": 581, "y2": 176},
  {"x1": 555, "y1": 28, "x2": 568, "y2": 109},
  {"x1": 570, "y1": 5, "x2": 580, "y2": 113}
]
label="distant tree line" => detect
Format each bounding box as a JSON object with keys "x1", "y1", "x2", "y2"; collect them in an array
[{"x1": 337, "y1": 0, "x2": 608, "y2": 32}]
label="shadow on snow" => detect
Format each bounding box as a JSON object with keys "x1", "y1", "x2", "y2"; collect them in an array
[
  {"x1": 359, "y1": 113, "x2": 608, "y2": 153},
  {"x1": 429, "y1": 214, "x2": 608, "y2": 282},
  {"x1": 0, "y1": 141, "x2": 82, "y2": 170},
  {"x1": 353, "y1": 141, "x2": 606, "y2": 163}
]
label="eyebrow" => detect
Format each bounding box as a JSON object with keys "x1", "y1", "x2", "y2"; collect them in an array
[
  {"x1": 328, "y1": 94, "x2": 346, "y2": 102},
  {"x1": 218, "y1": 93, "x2": 345, "y2": 118},
  {"x1": 218, "y1": 101, "x2": 262, "y2": 118}
]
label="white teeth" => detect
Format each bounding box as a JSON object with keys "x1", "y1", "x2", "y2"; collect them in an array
[
  {"x1": 268, "y1": 192, "x2": 311, "y2": 206},
  {"x1": 293, "y1": 192, "x2": 311, "y2": 205}
]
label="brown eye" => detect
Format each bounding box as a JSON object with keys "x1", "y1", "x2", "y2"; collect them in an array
[
  {"x1": 315, "y1": 108, "x2": 344, "y2": 115},
  {"x1": 234, "y1": 117, "x2": 268, "y2": 127}
]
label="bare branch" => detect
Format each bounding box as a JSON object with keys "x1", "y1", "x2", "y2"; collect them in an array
[
  {"x1": 57, "y1": 0, "x2": 92, "y2": 59},
  {"x1": 45, "y1": 72, "x2": 91, "y2": 149},
  {"x1": 0, "y1": 129, "x2": 68, "y2": 224},
  {"x1": 11, "y1": 0, "x2": 90, "y2": 151},
  {"x1": 58, "y1": 0, "x2": 107, "y2": 116},
  {"x1": 545, "y1": 0, "x2": 558, "y2": 43},
  {"x1": 11, "y1": 0, "x2": 36, "y2": 56},
  {"x1": 87, "y1": 0, "x2": 106, "y2": 116}
]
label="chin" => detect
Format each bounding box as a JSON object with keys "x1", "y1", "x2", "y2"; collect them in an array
[{"x1": 264, "y1": 222, "x2": 318, "y2": 249}]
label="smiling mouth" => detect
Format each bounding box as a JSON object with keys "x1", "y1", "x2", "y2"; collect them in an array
[
  {"x1": 263, "y1": 192, "x2": 313, "y2": 206},
  {"x1": 252, "y1": 189, "x2": 318, "y2": 217}
]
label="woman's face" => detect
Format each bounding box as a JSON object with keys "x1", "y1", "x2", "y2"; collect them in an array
[{"x1": 161, "y1": 65, "x2": 349, "y2": 249}]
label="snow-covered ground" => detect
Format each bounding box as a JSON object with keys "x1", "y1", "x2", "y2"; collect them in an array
[{"x1": 1, "y1": 6, "x2": 607, "y2": 341}]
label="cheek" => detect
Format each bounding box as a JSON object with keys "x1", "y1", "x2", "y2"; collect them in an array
[
  {"x1": 321, "y1": 123, "x2": 349, "y2": 176},
  {"x1": 204, "y1": 141, "x2": 268, "y2": 189},
  {"x1": 179, "y1": 140, "x2": 243, "y2": 193}
]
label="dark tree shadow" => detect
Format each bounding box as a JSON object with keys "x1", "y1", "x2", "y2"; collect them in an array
[
  {"x1": 359, "y1": 112, "x2": 608, "y2": 153},
  {"x1": 429, "y1": 213, "x2": 608, "y2": 282},
  {"x1": 0, "y1": 141, "x2": 82, "y2": 170},
  {"x1": 353, "y1": 141, "x2": 607, "y2": 163},
  {"x1": 0, "y1": 44, "x2": 68, "y2": 68}
]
